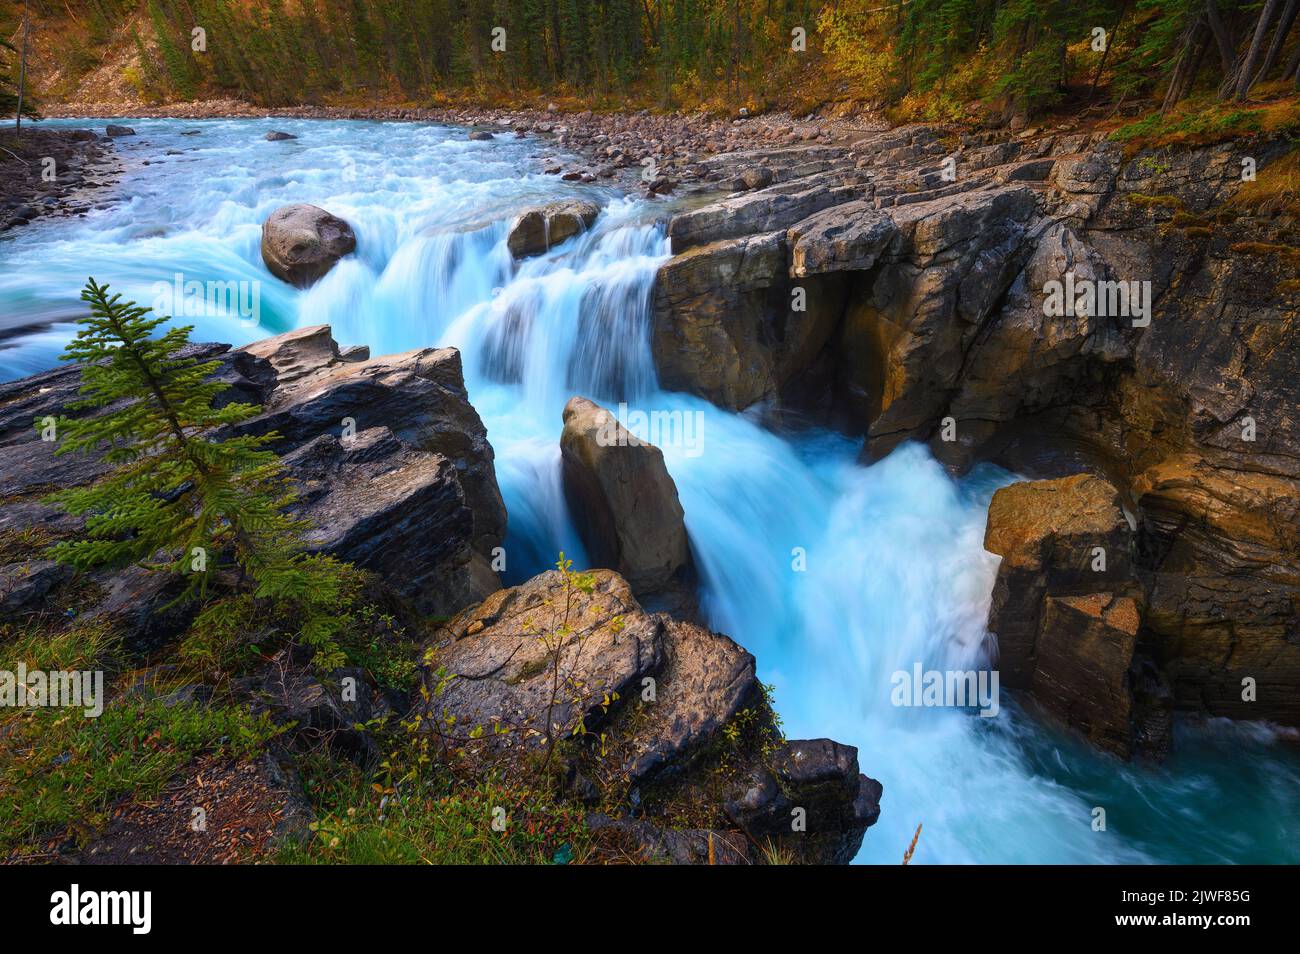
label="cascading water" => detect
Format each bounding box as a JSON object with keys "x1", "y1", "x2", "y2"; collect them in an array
[{"x1": 2, "y1": 118, "x2": 1296, "y2": 863}]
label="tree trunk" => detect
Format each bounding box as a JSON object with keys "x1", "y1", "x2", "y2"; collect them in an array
[
  {"x1": 1254, "y1": 0, "x2": 1299, "y2": 83},
  {"x1": 1205, "y1": 0, "x2": 1237, "y2": 74},
  {"x1": 1090, "y1": 0, "x2": 1129, "y2": 98},
  {"x1": 1286, "y1": 31, "x2": 1300, "y2": 79},
  {"x1": 15, "y1": 0, "x2": 30, "y2": 136},
  {"x1": 1233, "y1": 0, "x2": 1281, "y2": 98},
  {"x1": 1162, "y1": 19, "x2": 1207, "y2": 114}
]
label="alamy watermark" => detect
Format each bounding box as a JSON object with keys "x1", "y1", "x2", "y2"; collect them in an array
[
  {"x1": 1, "y1": 664, "x2": 103, "y2": 717},
  {"x1": 597, "y1": 402, "x2": 705, "y2": 458},
  {"x1": 152, "y1": 272, "x2": 261, "y2": 328},
  {"x1": 50, "y1": 884, "x2": 151, "y2": 934},
  {"x1": 890, "y1": 664, "x2": 1000, "y2": 718},
  {"x1": 1042, "y1": 271, "x2": 1151, "y2": 328}
]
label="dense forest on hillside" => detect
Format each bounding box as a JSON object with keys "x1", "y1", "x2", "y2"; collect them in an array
[{"x1": 3, "y1": 1, "x2": 1297, "y2": 119}]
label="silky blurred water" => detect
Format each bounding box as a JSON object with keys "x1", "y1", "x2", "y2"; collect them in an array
[{"x1": 3, "y1": 117, "x2": 1296, "y2": 863}]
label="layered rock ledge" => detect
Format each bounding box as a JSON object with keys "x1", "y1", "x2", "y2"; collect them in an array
[
  {"x1": 418, "y1": 568, "x2": 881, "y2": 864},
  {"x1": 648, "y1": 121, "x2": 1300, "y2": 743},
  {"x1": 0, "y1": 325, "x2": 506, "y2": 640},
  {"x1": 0, "y1": 325, "x2": 879, "y2": 862}
]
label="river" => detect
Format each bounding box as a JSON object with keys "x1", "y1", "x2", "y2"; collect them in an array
[{"x1": 1, "y1": 117, "x2": 1295, "y2": 863}]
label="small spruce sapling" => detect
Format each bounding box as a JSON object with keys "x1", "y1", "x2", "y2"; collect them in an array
[{"x1": 42, "y1": 277, "x2": 349, "y2": 668}]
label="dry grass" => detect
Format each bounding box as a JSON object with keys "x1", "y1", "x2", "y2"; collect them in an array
[
  {"x1": 1128, "y1": 192, "x2": 1184, "y2": 210},
  {"x1": 1229, "y1": 147, "x2": 1300, "y2": 221},
  {"x1": 1229, "y1": 241, "x2": 1300, "y2": 266},
  {"x1": 1112, "y1": 92, "x2": 1300, "y2": 151},
  {"x1": 902, "y1": 822, "x2": 922, "y2": 865}
]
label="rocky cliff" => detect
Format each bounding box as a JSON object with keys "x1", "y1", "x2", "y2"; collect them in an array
[
  {"x1": 651, "y1": 123, "x2": 1299, "y2": 746},
  {"x1": 0, "y1": 324, "x2": 507, "y2": 637},
  {"x1": 0, "y1": 324, "x2": 878, "y2": 863}
]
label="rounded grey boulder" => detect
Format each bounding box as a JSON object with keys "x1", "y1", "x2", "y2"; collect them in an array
[
  {"x1": 260, "y1": 204, "x2": 357, "y2": 287},
  {"x1": 506, "y1": 200, "x2": 600, "y2": 259},
  {"x1": 559, "y1": 395, "x2": 690, "y2": 595}
]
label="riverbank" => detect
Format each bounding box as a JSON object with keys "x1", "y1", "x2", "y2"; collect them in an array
[
  {"x1": 1, "y1": 112, "x2": 1297, "y2": 864},
  {"x1": 36, "y1": 98, "x2": 888, "y2": 193},
  {"x1": 0, "y1": 125, "x2": 123, "y2": 234}
]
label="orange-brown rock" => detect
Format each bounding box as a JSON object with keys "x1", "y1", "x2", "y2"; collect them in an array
[
  {"x1": 984, "y1": 474, "x2": 1135, "y2": 688},
  {"x1": 1033, "y1": 594, "x2": 1142, "y2": 757}
]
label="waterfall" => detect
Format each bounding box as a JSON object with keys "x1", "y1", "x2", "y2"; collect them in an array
[{"x1": 2, "y1": 117, "x2": 1295, "y2": 864}]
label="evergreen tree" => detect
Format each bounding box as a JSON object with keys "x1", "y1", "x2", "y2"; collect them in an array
[
  {"x1": 45, "y1": 278, "x2": 350, "y2": 666},
  {"x1": 147, "y1": 0, "x2": 200, "y2": 99},
  {"x1": 1, "y1": 3, "x2": 38, "y2": 126}
]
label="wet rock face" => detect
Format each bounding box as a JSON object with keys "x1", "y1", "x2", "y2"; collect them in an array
[
  {"x1": 260, "y1": 203, "x2": 357, "y2": 287},
  {"x1": 506, "y1": 200, "x2": 600, "y2": 258},
  {"x1": 559, "y1": 396, "x2": 691, "y2": 596},
  {"x1": 651, "y1": 230, "x2": 847, "y2": 409},
  {"x1": 983, "y1": 474, "x2": 1170, "y2": 758},
  {"x1": 418, "y1": 567, "x2": 881, "y2": 864},
  {"x1": 233, "y1": 326, "x2": 508, "y2": 613},
  {"x1": 0, "y1": 326, "x2": 507, "y2": 638}
]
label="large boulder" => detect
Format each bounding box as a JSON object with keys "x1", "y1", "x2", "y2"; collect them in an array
[
  {"x1": 0, "y1": 326, "x2": 507, "y2": 637},
  {"x1": 281, "y1": 428, "x2": 495, "y2": 616},
  {"x1": 419, "y1": 570, "x2": 753, "y2": 781},
  {"x1": 983, "y1": 473, "x2": 1136, "y2": 688},
  {"x1": 559, "y1": 396, "x2": 690, "y2": 595},
  {"x1": 983, "y1": 474, "x2": 1170, "y2": 757},
  {"x1": 506, "y1": 200, "x2": 599, "y2": 259},
  {"x1": 723, "y1": 738, "x2": 883, "y2": 865},
  {"x1": 417, "y1": 567, "x2": 881, "y2": 863},
  {"x1": 600, "y1": 617, "x2": 760, "y2": 784},
  {"x1": 260, "y1": 204, "x2": 357, "y2": 287},
  {"x1": 417, "y1": 569, "x2": 660, "y2": 765},
  {"x1": 233, "y1": 326, "x2": 508, "y2": 612},
  {"x1": 651, "y1": 231, "x2": 847, "y2": 409}
]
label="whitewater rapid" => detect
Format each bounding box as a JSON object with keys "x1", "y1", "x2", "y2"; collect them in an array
[{"x1": 2, "y1": 117, "x2": 1295, "y2": 863}]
